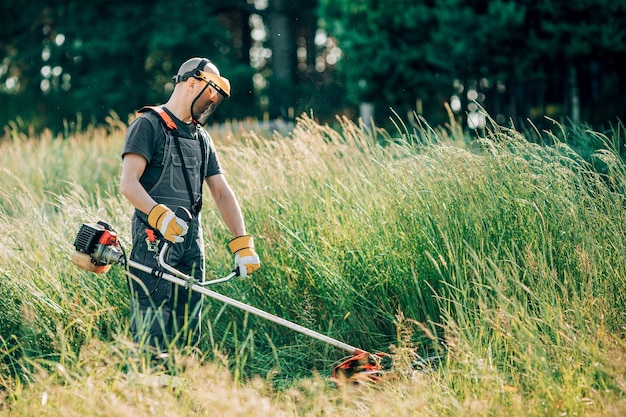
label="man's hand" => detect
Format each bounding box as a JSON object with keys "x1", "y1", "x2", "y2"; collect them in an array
[
  {"x1": 148, "y1": 204, "x2": 189, "y2": 243},
  {"x1": 228, "y1": 235, "x2": 260, "y2": 278}
]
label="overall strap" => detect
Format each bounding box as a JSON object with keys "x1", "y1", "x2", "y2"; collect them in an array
[
  {"x1": 190, "y1": 125, "x2": 207, "y2": 215},
  {"x1": 173, "y1": 132, "x2": 203, "y2": 215}
]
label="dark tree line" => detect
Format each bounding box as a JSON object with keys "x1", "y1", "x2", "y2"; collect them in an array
[
  {"x1": 320, "y1": 0, "x2": 626, "y2": 129},
  {"x1": 1, "y1": 0, "x2": 625, "y2": 134}
]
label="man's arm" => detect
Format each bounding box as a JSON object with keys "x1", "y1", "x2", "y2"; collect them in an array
[
  {"x1": 120, "y1": 152, "x2": 158, "y2": 215},
  {"x1": 205, "y1": 174, "x2": 246, "y2": 237},
  {"x1": 207, "y1": 173, "x2": 260, "y2": 277}
]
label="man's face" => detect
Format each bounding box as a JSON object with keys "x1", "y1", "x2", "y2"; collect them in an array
[
  {"x1": 189, "y1": 70, "x2": 230, "y2": 125},
  {"x1": 191, "y1": 83, "x2": 217, "y2": 115}
]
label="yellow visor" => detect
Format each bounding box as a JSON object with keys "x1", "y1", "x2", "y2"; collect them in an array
[{"x1": 195, "y1": 70, "x2": 231, "y2": 98}]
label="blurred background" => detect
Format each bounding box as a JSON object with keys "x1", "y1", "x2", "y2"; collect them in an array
[{"x1": 1, "y1": 0, "x2": 625, "y2": 134}]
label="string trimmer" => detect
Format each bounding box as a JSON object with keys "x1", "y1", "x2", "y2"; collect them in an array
[{"x1": 70, "y1": 219, "x2": 393, "y2": 383}]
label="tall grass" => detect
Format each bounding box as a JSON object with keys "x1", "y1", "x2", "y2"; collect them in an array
[{"x1": 1, "y1": 113, "x2": 626, "y2": 415}]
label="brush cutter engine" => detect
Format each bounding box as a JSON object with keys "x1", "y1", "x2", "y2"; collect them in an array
[{"x1": 71, "y1": 221, "x2": 124, "y2": 273}]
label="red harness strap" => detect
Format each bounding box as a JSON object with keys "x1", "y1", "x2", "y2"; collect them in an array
[{"x1": 139, "y1": 105, "x2": 177, "y2": 131}]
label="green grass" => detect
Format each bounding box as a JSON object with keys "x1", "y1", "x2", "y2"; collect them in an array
[{"x1": 1, "y1": 112, "x2": 626, "y2": 415}]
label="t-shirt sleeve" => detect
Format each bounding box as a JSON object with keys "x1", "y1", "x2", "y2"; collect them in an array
[
  {"x1": 204, "y1": 133, "x2": 223, "y2": 178},
  {"x1": 122, "y1": 115, "x2": 158, "y2": 163}
]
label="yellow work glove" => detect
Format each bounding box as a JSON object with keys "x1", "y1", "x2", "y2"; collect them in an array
[
  {"x1": 147, "y1": 204, "x2": 189, "y2": 243},
  {"x1": 228, "y1": 235, "x2": 260, "y2": 278}
]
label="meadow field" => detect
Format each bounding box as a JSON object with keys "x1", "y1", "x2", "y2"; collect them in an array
[{"x1": 1, "y1": 112, "x2": 626, "y2": 416}]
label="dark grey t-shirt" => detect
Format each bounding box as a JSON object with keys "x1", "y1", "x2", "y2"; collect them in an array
[{"x1": 122, "y1": 107, "x2": 222, "y2": 193}]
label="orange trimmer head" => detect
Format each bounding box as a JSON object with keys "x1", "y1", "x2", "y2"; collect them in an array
[{"x1": 332, "y1": 350, "x2": 394, "y2": 384}]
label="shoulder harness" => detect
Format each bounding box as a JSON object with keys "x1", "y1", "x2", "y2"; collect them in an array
[{"x1": 138, "y1": 105, "x2": 177, "y2": 132}]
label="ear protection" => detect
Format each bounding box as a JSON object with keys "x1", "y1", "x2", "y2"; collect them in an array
[{"x1": 172, "y1": 58, "x2": 212, "y2": 84}]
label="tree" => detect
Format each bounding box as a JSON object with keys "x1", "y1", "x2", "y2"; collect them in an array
[
  {"x1": 0, "y1": 0, "x2": 258, "y2": 133},
  {"x1": 428, "y1": 0, "x2": 532, "y2": 125},
  {"x1": 0, "y1": 0, "x2": 54, "y2": 132},
  {"x1": 319, "y1": 0, "x2": 626, "y2": 128},
  {"x1": 258, "y1": 0, "x2": 321, "y2": 120},
  {"x1": 525, "y1": 0, "x2": 626, "y2": 124},
  {"x1": 319, "y1": 0, "x2": 448, "y2": 126}
]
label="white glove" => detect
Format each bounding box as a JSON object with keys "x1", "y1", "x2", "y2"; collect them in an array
[
  {"x1": 228, "y1": 235, "x2": 260, "y2": 278},
  {"x1": 148, "y1": 204, "x2": 189, "y2": 243}
]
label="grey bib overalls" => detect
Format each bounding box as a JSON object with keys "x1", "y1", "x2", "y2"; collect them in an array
[{"x1": 129, "y1": 107, "x2": 208, "y2": 352}]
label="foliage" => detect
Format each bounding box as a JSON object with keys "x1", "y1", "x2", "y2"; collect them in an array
[
  {"x1": 3, "y1": 1, "x2": 626, "y2": 135},
  {"x1": 319, "y1": 0, "x2": 626, "y2": 126},
  {"x1": 2, "y1": 113, "x2": 626, "y2": 415},
  {"x1": 0, "y1": 0, "x2": 255, "y2": 133},
  {"x1": 319, "y1": 1, "x2": 444, "y2": 114}
]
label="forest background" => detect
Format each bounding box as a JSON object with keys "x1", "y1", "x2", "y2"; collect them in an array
[{"x1": 1, "y1": 0, "x2": 626, "y2": 135}]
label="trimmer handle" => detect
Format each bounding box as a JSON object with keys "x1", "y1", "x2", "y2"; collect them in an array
[
  {"x1": 175, "y1": 206, "x2": 193, "y2": 222},
  {"x1": 157, "y1": 242, "x2": 237, "y2": 286}
]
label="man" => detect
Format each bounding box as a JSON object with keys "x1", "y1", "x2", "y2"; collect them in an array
[{"x1": 120, "y1": 57, "x2": 260, "y2": 356}]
